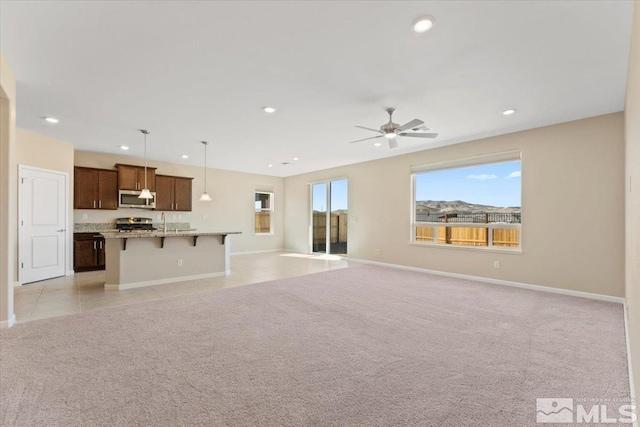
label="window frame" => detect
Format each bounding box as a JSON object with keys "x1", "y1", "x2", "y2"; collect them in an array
[
  {"x1": 410, "y1": 151, "x2": 523, "y2": 253},
  {"x1": 254, "y1": 191, "x2": 274, "y2": 236}
]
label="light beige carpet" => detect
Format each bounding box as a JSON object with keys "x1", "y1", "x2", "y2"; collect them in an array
[{"x1": 0, "y1": 265, "x2": 630, "y2": 426}]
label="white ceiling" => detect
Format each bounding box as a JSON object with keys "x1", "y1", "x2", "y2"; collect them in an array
[{"x1": 0, "y1": 1, "x2": 634, "y2": 177}]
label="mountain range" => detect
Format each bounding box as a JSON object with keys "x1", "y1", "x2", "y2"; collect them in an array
[{"x1": 416, "y1": 200, "x2": 521, "y2": 214}]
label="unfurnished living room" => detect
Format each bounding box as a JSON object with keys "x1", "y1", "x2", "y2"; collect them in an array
[{"x1": 1, "y1": 1, "x2": 639, "y2": 426}]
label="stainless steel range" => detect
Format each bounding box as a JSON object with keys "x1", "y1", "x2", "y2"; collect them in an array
[{"x1": 115, "y1": 217, "x2": 156, "y2": 232}]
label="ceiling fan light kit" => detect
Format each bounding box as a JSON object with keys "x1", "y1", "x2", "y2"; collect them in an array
[{"x1": 349, "y1": 107, "x2": 438, "y2": 149}]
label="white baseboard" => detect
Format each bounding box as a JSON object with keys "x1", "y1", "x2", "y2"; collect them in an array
[
  {"x1": 346, "y1": 257, "x2": 625, "y2": 304},
  {"x1": 624, "y1": 304, "x2": 639, "y2": 427},
  {"x1": 105, "y1": 271, "x2": 227, "y2": 291},
  {"x1": 13, "y1": 281, "x2": 21, "y2": 288},
  {"x1": 66, "y1": 270, "x2": 75, "y2": 276},
  {"x1": 0, "y1": 314, "x2": 16, "y2": 329},
  {"x1": 230, "y1": 248, "x2": 285, "y2": 256}
]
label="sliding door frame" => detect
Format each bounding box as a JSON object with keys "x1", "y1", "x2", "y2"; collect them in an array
[{"x1": 308, "y1": 176, "x2": 348, "y2": 255}]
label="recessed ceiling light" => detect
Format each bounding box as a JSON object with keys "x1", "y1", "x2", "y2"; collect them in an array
[
  {"x1": 263, "y1": 106, "x2": 276, "y2": 114},
  {"x1": 181, "y1": 154, "x2": 189, "y2": 159},
  {"x1": 412, "y1": 16, "x2": 435, "y2": 33},
  {"x1": 293, "y1": 157, "x2": 299, "y2": 161},
  {"x1": 45, "y1": 117, "x2": 59, "y2": 123},
  {"x1": 268, "y1": 164, "x2": 273, "y2": 167},
  {"x1": 120, "y1": 145, "x2": 129, "y2": 150},
  {"x1": 374, "y1": 142, "x2": 382, "y2": 147},
  {"x1": 502, "y1": 109, "x2": 517, "y2": 116}
]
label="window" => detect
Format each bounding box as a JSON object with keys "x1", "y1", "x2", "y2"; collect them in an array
[
  {"x1": 255, "y1": 192, "x2": 273, "y2": 234},
  {"x1": 411, "y1": 151, "x2": 521, "y2": 251}
]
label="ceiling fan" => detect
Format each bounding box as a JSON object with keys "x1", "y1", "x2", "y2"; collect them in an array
[{"x1": 349, "y1": 108, "x2": 438, "y2": 149}]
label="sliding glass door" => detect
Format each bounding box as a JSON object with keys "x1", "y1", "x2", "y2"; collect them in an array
[{"x1": 311, "y1": 179, "x2": 348, "y2": 255}]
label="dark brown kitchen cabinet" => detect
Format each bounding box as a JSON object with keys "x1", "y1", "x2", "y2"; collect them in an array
[
  {"x1": 115, "y1": 164, "x2": 156, "y2": 192},
  {"x1": 155, "y1": 175, "x2": 193, "y2": 211},
  {"x1": 74, "y1": 167, "x2": 118, "y2": 209},
  {"x1": 74, "y1": 233, "x2": 106, "y2": 272}
]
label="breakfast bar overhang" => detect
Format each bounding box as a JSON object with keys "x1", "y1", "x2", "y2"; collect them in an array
[{"x1": 100, "y1": 231, "x2": 241, "y2": 290}]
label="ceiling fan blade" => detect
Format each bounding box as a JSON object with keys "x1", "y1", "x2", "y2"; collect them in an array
[
  {"x1": 399, "y1": 132, "x2": 439, "y2": 139},
  {"x1": 354, "y1": 125, "x2": 383, "y2": 134},
  {"x1": 349, "y1": 135, "x2": 384, "y2": 144},
  {"x1": 388, "y1": 138, "x2": 399, "y2": 149},
  {"x1": 397, "y1": 119, "x2": 425, "y2": 132}
]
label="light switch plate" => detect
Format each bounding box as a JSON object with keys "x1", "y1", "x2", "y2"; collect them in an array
[{"x1": 82, "y1": 213, "x2": 88, "y2": 220}]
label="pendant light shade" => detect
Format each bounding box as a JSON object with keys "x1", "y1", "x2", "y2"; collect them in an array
[
  {"x1": 199, "y1": 141, "x2": 212, "y2": 202},
  {"x1": 138, "y1": 129, "x2": 153, "y2": 199}
]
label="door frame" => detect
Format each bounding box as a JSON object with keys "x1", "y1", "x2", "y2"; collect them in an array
[
  {"x1": 308, "y1": 176, "x2": 348, "y2": 255},
  {"x1": 18, "y1": 164, "x2": 70, "y2": 286}
]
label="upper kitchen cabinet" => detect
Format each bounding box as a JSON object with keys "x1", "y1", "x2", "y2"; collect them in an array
[
  {"x1": 74, "y1": 167, "x2": 118, "y2": 209},
  {"x1": 155, "y1": 175, "x2": 193, "y2": 211},
  {"x1": 115, "y1": 164, "x2": 156, "y2": 192}
]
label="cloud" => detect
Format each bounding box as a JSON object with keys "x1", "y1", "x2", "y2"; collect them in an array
[
  {"x1": 467, "y1": 174, "x2": 497, "y2": 180},
  {"x1": 505, "y1": 171, "x2": 521, "y2": 179}
]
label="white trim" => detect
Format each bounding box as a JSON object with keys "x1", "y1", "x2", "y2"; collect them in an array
[
  {"x1": 624, "y1": 303, "x2": 639, "y2": 427},
  {"x1": 230, "y1": 248, "x2": 284, "y2": 256},
  {"x1": 105, "y1": 271, "x2": 227, "y2": 291},
  {"x1": 13, "y1": 281, "x2": 21, "y2": 288},
  {"x1": 408, "y1": 242, "x2": 523, "y2": 254},
  {"x1": 0, "y1": 314, "x2": 16, "y2": 329},
  {"x1": 66, "y1": 270, "x2": 74, "y2": 276},
  {"x1": 410, "y1": 149, "x2": 521, "y2": 173},
  {"x1": 345, "y1": 257, "x2": 625, "y2": 304}
]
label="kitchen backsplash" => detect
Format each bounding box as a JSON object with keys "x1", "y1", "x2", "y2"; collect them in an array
[{"x1": 74, "y1": 222, "x2": 191, "y2": 232}]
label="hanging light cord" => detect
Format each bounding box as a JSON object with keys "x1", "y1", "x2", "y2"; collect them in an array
[
  {"x1": 143, "y1": 132, "x2": 148, "y2": 189},
  {"x1": 203, "y1": 141, "x2": 208, "y2": 193}
]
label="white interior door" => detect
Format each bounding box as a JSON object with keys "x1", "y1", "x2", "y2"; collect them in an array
[{"x1": 20, "y1": 167, "x2": 67, "y2": 284}]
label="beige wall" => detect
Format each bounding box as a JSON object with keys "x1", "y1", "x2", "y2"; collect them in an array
[
  {"x1": 624, "y1": 1, "x2": 640, "y2": 402},
  {"x1": 284, "y1": 113, "x2": 625, "y2": 297},
  {"x1": 16, "y1": 129, "x2": 75, "y2": 276},
  {"x1": 74, "y1": 151, "x2": 284, "y2": 254},
  {"x1": 0, "y1": 49, "x2": 16, "y2": 327}
]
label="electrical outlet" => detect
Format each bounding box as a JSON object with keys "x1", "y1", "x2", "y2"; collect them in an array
[
  {"x1": 172, "y1": 214, "x2": 177, "y2": 220},
  {"x1": 82, "y1": 213, "x2": 88, "y2": 220},
  {"x1": 493, "y1": 261, "x2": 500, "y2": 269},
  {"x1": 177, "y1": 259, "x2": 184, "y2": 267},
  {"x1": 351, "y1": 216, "x2": 357, "y2": 223},
  {"x1": 156, "y1": 214, "x2": 162, "y2": 220},
  {"x1": 178, "y1": 214, "x2": 182, "y2": 220},
  {"x1": 375, "y1": 249, "x2": 381, "y2": 255},
  {"x1": 202, "y1": 214, "x2": 207, "y2": 220}
]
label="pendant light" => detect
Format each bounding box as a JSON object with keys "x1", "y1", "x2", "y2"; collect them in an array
[
  {"x1": 199, "y1": 141, "x2": 212, "y2": 202},
  {"x1": 138, "y1": 129, "x2": 153, "y2": 199}
]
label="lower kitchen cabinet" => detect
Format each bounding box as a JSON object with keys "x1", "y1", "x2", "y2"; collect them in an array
[{"x1": 74, "y1": 233, "x2": 106, "y2": 272}]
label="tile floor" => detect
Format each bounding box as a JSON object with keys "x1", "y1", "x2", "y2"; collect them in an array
[{"x1": 13, "y1": 251, "x2": 351, "y2": 323}]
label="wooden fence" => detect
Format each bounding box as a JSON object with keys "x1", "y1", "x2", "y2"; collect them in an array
[
  {"x1": 255, "y1": 211, "x2": 271, "y2": 233},
  {"x1": 312, "y1": 212, "x2": 348, "y2": 244},
  {"x1": 415, "y1": 226, "x2": 519, "y2": 247}
]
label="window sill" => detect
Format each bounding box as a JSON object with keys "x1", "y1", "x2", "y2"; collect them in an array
[
  {"x1": 255, "y1": 233, "x2": 274, "y2": 237},
  {"x1": 409, "y1": 242, "x2": 523, "y2": 254}
]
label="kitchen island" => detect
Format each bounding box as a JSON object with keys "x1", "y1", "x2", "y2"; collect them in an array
[{"x1": 100, "y1": 230, "x2": 241, "y2": 290}]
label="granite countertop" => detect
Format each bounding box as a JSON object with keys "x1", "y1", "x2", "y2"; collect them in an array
[{"x1": 100, "y1": 230, "x2": 242, "y2": 239}]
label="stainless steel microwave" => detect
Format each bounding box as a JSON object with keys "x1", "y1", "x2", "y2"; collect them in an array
[{"x1": 119, "y1": 190, "x2": 156, "y2": 209}]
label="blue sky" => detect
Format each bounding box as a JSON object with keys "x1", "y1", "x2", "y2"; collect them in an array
[
  {"x1": 312, "y1": 179, "x2": 348, "y2": 211},
  {"x1": 415, "y1": 160, "x2": 522, "y2": 207},
  {"x1": 311, "y1": 161, "x2": 520, "y2": 211}
]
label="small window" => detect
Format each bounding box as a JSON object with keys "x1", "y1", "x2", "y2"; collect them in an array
[
  {"x1": 411, "y1": 152, "x2": 521, "y2": 251},
  {"x1": 255, "y1": 192, "x2": 273, "y2": 234}
]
